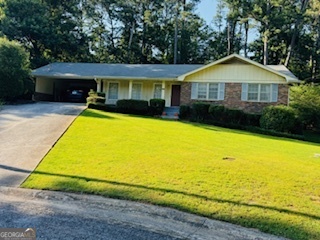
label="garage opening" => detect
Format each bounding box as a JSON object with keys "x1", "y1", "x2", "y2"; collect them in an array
[{"x1": 53, "y1": 79, "x2": 97, "y2": 102}]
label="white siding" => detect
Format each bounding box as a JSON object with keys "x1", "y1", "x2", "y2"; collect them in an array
[
  {"x1": 35, "y1": 78, "x2": 54, "y2": 94},
  {"x1": 184, "y1": 64, "x2": 286, "y2": 83},
  {"x1": 102, "y1": 79, "x2": 175, "y2": 107}
]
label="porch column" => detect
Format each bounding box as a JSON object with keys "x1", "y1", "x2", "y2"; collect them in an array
[
  {"x1": 96, "y1": 79, "x2": 101, "y2": 92},
  {"x1": 128, "y1": 80, "x2": 133, "y2": 99},
  {"x1": 161, "y1": 81, "x2": 165, "y2": 99}
]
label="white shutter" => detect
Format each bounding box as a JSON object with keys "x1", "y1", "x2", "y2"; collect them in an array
[
  {"x1": 218, "y1": 83, "x2": 225, "y2": 100},
  {"x1": 191, "y1": 83, "x2": 198, "y2": 99},
  {"x1": 241, "y1": 83, "x2": 248, "y2": 101},
  {"x1": 271, "y1": 84, "x2": 278, "y2": 102}
]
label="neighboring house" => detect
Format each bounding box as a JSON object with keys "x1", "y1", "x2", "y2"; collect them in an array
[{"x1": 32, "y1": 54, "x2": 300, "y2": 113}]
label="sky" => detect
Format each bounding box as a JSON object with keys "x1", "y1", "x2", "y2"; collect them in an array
[{"x1": 196, "y1": 0, "x2": 217, "y2": 26}]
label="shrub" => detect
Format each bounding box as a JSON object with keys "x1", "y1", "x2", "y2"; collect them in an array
[
  {"x1": 0, "y1": 38, "x2": 30, "y2": 101},
  {"x1": 86, "y1": 90, "x2": 106, "y2": 104},
  {"x1": 149, "y1": 99, "x2": 165, "y2": 115},
  {"x1": 179, "y1": 105, "x2": 191, "y2": 119},
  {"x1": 260, "y1": 105, "x2": 301, "y2": 133},
  {"x1": 88, "y1": 103, "x2": 117, "y2": 112},
  {"x1": 244, "y1": 113, "x2": 261, "y2": 127},
  {"x1": 116, "y1": 99, "x2": 149, "y2": 115},
  {"x1": 290, "y1": 84, "x2": 320, "y2": 129},
  {"x1": 208, "y1": 105, "x2": 226, "y2": 122},
  {"x1": 191, "y1": 102, "x2": 210, "y2": 121},
  {"x1": 86, "y1": 96, "x2": 106, "y2": 104},
  {"x1": 225, "y1": 109, "x2": 245, "y2": 124}
]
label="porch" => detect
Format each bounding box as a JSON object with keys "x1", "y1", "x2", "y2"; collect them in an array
[{"x1": 96, "y1": 79, "x2": 181, "y2": 107}]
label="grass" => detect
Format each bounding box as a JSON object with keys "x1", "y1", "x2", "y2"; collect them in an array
[{"x1": 22, "y1": 109, "x2": 320, "y2": 239}]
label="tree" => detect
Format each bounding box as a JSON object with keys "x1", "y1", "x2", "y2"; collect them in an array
[
  {"x1": 0, "y1": 38, "x2": 30, "y2": 100},
  {"x1": 290, "y1": 84, "x2": 320, "y2": 129}
]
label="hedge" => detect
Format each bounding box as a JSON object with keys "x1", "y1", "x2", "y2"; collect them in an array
[
  {"x1": 260, "y1": 105, "x2": 301, "y2": 133},
  {"x1": 116, "y1": 99, "x2": 149, "y2": 115},
  {"x1": 149, "y1": 99, "x2": 165, "y2": 115}
]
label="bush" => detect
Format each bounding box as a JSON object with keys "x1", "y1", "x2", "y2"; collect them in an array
[
  {"x1": 290, "y1": 84, "x2": 320, "y2": 129},
  {"x1": 209, "y1": 105, "x2": 244, "y2": 124},
  {"x1": 86, "y1": 96, "x2": 106, "y2": 104},
  {"x1": 86, "y1": 90, "x2": 106, "y2": 104},
  {"x1": 179, "y1": 105, "x2": 191, "y2": 119},
  {"x1": 149, "y1": 99, "x2": 165, "y2": 115},
  {"x1": 116, "y1": 99, "x2": 149, "y2": 115},
  {"x1": 191, "y1": 102, "x2": 210, "y2": 121},
  {"x1": 88, "y1": 103, "x2": 117, "y2": 112},
  {"x1": 244, "y1": 113, "x2": 261, "y2": 127},
  {"x1": 225, "y1": 109, "x2": 245, "y2": 124},
  {"x1": 0, "y1": 38, "x2": 30, "y2": 100},
  {"x1": 260, "y1": 105, "x2": 301, "y2": 133},
  {"x1": 208, "y1": 105, "x2": 226, "y2": 122}
]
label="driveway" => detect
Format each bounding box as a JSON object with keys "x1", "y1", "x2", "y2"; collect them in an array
[{"x1": 0, "y1": 102, "x2": 86, "y2": 187}]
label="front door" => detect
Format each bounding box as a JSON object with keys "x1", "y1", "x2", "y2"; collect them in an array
[{"x1": 171, "y1": 85, "x2": 181, "y2": 106}]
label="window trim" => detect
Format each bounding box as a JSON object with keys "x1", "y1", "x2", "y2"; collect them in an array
[
  {"x1": 191, "y1": 82, "x2": 225, "y2": 101},
  {"x1": 242, "y1": 83, "x2": 278, "y2": 103},
  {"x1": 131, "y1": 82, "x2": 143, "y2": 100},
  {"x1": 107, "y1": 81, "x2": 119, "y2": 100},
  {"x1": 153, "y1": 83, "x2": 163, "y2": 99}
]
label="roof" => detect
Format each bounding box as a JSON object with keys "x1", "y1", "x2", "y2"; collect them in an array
[
  {"x1": 177, "y1": 54, "x2": 300, "y2": 83},
  {"x1": 32, "y1": 63, "x2": 203, "y2": 80},
  {"x1": 266, "y1": 65, "x2": 299, "y2": 81},
  {"x1": 32, "y1": 54, "x2": 300, "y2": 83}
]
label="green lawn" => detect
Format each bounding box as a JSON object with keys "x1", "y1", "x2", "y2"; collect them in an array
[{"x1": 22, "y1": 109, "x2": 320, "y2": 239}]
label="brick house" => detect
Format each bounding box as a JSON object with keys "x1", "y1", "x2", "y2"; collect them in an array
[{"x1": 32, "y1": 54, "x2": 299, "y2": 113}]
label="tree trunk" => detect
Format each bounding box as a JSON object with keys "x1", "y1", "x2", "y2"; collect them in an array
[
  {"x1": 244, "y1": 20, "x2": 249, "y2": 58},
  {"x1": 285, "y1": 0, "x2": 309, "y2": 66}
]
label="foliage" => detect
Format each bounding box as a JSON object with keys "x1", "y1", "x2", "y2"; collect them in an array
[
  {"x1": 116, "y1": 99, "x2": 149, "y2": 115},
  {"x1": 290, "y1": 84, "x2": 320, "y2": 129},
  {"x1": 22, "y1": 109, "x2": 320, "y2": 240},
  {"x1": 260, "y1": 105, "x2": 301, "y2": 133},
  {"x1": 0, "y1": 0, "x2": 319, "y2": 82},
  {"x1": 0, "y1": 38, "x2": 30, "y2": 100},
  {"x1": 87, "y1": 103, "x2": 117, "y2": 113},
  {"x1": 149, "y1": 99, "x2": 165, "y2": 116},
  {"x1": 208, "y1": 105, "x2": 260, "y2": 127},
  {"x1": 208, "y1": 105, "x2": 226, "y2": 122},
  {"x1": 191, "y1": 102, "x2": 210, "y2": 121},
  {"x1": 179, "y1": 105, "x2": 191, "y2": 119},
  {"x1": 86, "y1": 91, "x2": 106, "y2": 104}
]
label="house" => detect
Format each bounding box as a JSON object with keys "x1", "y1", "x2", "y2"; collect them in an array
[{"x1": 32, "y1": 54, "x2": 300, "y2": 113}]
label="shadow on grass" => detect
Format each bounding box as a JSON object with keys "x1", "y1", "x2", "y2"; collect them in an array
[
  {"x1": 4, "y1": 164, "x2": 317, "y2": 223},
  {"x1": 2, "y1": 163, "x2": 314, "y2": 239},
  {"x1": 80, "y1": 109, "x2": 117, "y2": 119}
]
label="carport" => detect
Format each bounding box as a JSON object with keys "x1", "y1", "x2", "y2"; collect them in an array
[{"x1": 33, "y1": 76, "x2": 97, "y2": 102}]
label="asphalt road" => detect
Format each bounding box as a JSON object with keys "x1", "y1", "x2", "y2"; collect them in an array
[
  {"x1": 0, "y1": 187, "x2": 286, "y2": 240},
  {"x1": 0, "y1": 102, "x2": 286, "y2": 240}
]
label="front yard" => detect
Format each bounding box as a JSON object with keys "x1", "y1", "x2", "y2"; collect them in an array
[{"x1": 22, "y1": 109, "x2": 320, "y2": 239}]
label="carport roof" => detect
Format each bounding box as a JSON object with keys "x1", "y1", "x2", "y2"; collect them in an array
[{"x1": 32, "y1": 63, "x2": 203, "y2": 80}]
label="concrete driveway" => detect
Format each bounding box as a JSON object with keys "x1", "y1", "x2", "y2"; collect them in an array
[{"x1": 0, "y1": 102, "x2": 86, "y2": 187}]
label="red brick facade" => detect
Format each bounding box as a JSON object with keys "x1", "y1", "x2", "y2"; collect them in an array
[{"x1": 180, "y1": 82, "x2": 289, "y2": 113}]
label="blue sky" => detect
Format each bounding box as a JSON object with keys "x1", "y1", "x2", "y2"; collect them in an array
[{"x1": 196, "y1": 0, "x2": 217, "y2": 25}]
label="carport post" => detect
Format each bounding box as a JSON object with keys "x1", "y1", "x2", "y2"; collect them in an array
[{"x1": 95, "y1": 79, "x2": 102, "y2": 92}]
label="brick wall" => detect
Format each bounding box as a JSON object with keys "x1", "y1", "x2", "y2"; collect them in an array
[{"x1": 180, "y1": 82, "x2": 289, "y2": 114}]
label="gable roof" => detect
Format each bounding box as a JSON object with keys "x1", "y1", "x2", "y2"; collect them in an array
[
  {"x1": 32, "y1": 63, "x2": 203, "y2": 80},
  {"x1": 177, "y1": 54, "x2": 300, "y2": 83}
]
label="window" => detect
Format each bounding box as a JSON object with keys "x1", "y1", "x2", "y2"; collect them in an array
[
  {"x1": 108, "y1": 82, "x2": 119, "y2": 100},
  {"x1": 242, "y1": 83, "x2": 278, "y2": 102},
  {"x1": 191, "y1": 83, "x2": 225, "y2": 100},
  {"x1": 132, "y1": 83, "x2": 142, "y2": 100},
  {"x1": 153, "y1": 84, "x2": 162, "y2": 99}
]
